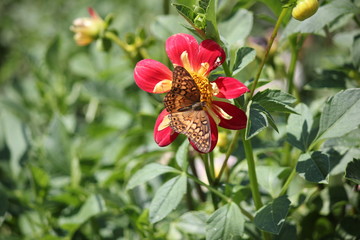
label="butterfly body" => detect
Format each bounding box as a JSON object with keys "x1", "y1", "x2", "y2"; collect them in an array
[{"x1": 164, "y1": 66, "x2": 211, "y2": 153}]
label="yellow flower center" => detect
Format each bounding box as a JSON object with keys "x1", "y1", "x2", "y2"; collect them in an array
[{"x1": 190, "y1": 70, "x2": 213, "y2": 104}]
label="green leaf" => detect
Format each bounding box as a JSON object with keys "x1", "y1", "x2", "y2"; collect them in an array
[
  {"x1": 150, "y1": 174, "x2": 187, "y2": 223},
  {"x1": 45, "y1": 36, "x2": 60, "y2": 70},
  {"x1": 316, "y1": 89, "x2": 360, "y2": 141},
  {"x1": 232, "y1": 47, "x2": 256, "y2": 75},
  {"x1": 245, "y1": 102, "x2": 278, "y2": 140},
  {"x1": 59, "y1": 194, "x2": 106, "y2": 233},
  {"x1": 0, "y1": 189, "x2": 8, "y2": 218},
  {"x1": 204, "y1": 0, "x2": 219, "y2": 41},
  {"x1": 206, "y1": 202, "x2": 245, "y2": 240},
  {"x1": 306, "y1": 69, "x2": 347, "y2": 89},
  {"x1": 172, "y1": 0, "x2": 198, "y2": 31},
  {"x1": 30, "y1": 165, "x2": 50, "y2": 189},
  {"x1": 219, "y1": 9, "x2": 253, "y2": 47},
  {"x1": 296, "y1": 151, "x2": 330, "y2": 183},
  {"x1": 175, "y1": 211, "x2": 208, "y2": 235},
  {"x1": 345, "y1": 158, "x2": 360, "y2": 184},
  {"x1": 176, "y1": 140, "x2": 189, "y2": 170},
  {"x1": 2, "y1": 109, "x2": 28, "y2": 178},
  {"x1": 256, "y1": 166, "x2": 288, "y2": 198},
  {"x1": 353, "y1": 34, "x2": 360, "y2": 71},
  {"x1": 126, "y1": 163, "x2": 179, "y2": 190},
  {"x1": 287, "y1": 103, "x2": 314, "y2": 152},
  {"x1": 253, "y1": 89, "x2": 297, "y2": 114},
  {"x1": 282, "y1": 0, "x2": 360, "y2": 39},
  {"x1": 254, "y1": 195, "x2": 290, "y2": 234}
]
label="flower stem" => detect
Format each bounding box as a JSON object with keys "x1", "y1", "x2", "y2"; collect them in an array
[
  {"x1": 187, "y1": 173, "x2": 230, "y2": 202},
  {"x1": 202, "y1": 154, "x2": 214, "y2": 184},
  {"x1": 104, "y1": 31, "x2": 130, "y2": 52},
  {"x1": 214, "y1": 130, "x2": 240, "y2": 185},
  {"x1": 287, "y1": 35, "x2": 304, "y2": 102},
  {"x1": 222, "y1": 59, "x2": 232, "y2": 77},
  {"x1": 248, "y1": 6, "x2": 291, "y2": 99},
  {"x1": 241, "y1": 131, "x2": 263, "y2": 210},
  {"x1": 279, "y1": 167, "x2": 297, "y2": 196}
]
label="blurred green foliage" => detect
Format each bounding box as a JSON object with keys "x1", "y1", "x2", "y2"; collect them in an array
[{"x1": 0, "y1": 0, "x2": 360, "y2": 239}]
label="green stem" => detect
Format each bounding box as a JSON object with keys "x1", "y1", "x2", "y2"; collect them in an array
[
  {"x1": 279, "y1": 167, "x2": 297, "y2": 196},
  {"x1": 281, "y1": 142, "x2": 292, "y2": 166},
  {"x1": 241, "y1": 131, "x2": 263, "y2": 210},
  {"x1": 104, "y1": 31, "x2": 130, "y2": 52},
  {"x1": 248, "y1": 7, "x2": 291, "y2": 99},
  {"x1": 202, "y1": 154, "x2": 214, "y2": 184},
  {"x1": 187, "y1": 173, "x2": 230, "y2": 202},
  {"x1": 222, "y1": 59, "x2": 232, "y2": 77},
  {"x1": 214, "y1": 130, "x2": 240, "y2": 185},
  {"x1": 287, "y1": 35, "x2": 304, "y2": 103}
]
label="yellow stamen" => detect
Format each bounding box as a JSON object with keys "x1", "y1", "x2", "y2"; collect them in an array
[
  {"x1": 191, "y1": 72, "x2": 213, "y2": 103},
  {"x1": 153, "y1": 80, "x2": 172, "y2": 93}
]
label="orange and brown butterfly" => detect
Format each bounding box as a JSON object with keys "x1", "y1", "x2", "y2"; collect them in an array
[{"x1": 164, "y1": 66, "x2": 211, "y2": 153}]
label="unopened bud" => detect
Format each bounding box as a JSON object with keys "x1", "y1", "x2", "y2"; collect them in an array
[
  {"x1": 70, "y1": 8, "x2": 106, "y2": 46},
  {"x1": 292, "y1": 0, "x2": 319, "y2": 21}
]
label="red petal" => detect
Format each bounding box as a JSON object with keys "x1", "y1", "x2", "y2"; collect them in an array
[
  {"x1": 154, "y1": 109, "x2": 179, "y2": 147},
  {"x1": 134, "y1": 59, "x2": 172, "y2": 93},
  {"x1": 166, "y1": 34, "x2": 199, "y2": 68},
  {"x1": 214, "y1": 77, "x2": 249, "y2": 99},
  {"x1": 189, "y1": 114, "x2": 218, "y2": 153},
  {"x1": 196, "y1": 40, "x2": 226, "y2": 74},
  {"x1": 212, "y1": 101, "x2": 247, "y2": 130}
]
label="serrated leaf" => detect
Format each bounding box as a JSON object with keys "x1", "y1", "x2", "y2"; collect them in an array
[
  {"x1": 176, "y1": 140, "x2": 189, "y2": 170},
  {"x1": 282, "y1": 0, "x2": 360, "y2": 39},
  {"x1": 316, "y1": 89, "x2": 360, "y2": 141},
  {"x1": 296, "y1": 151, "x2": 330, "y2": 183},
  {"x1": 353, "y1": 34, "x2": 360, "y2": 71},
  {"x1": 345, "y1": 158, "x2": 360, "y2": 184},
  {"x1": 287, "y1": 103, "x2": 314, "y2": 152},
  {"x1": 253, "y1": 89, "x2": 297, "y2": 114},
  {"x1": 232, "y1": 47, "x2": 256, "y2": 75},
  {"x1": 206, "y1": 202, "x2": 245, "y2": 240},
  {"x1": 254, "y1": 195, "x2": 290, "y2": 234},
  {"x1": 126, "y1": 163, "x2": 180, "y2": 190},
  {"x1": 150, "y1": 175, "x2": 187, "y2": 223},
  {"x1": 246, "y1": 102, "x2": 278, "y2": 140},
  {"x1": 219, "y1": 9, "x2": 253, "y2": 47},
  {"x1": 246, "y1": 102, "x2": 269, "y2": 140}
]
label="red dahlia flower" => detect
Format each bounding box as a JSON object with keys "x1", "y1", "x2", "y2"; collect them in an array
[{"x1": 133, "y1": 33, "x2": 249, "y2": 153}]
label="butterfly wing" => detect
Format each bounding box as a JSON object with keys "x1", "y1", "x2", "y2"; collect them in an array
[
  {"x1": 169, "y1": 110, "x2": 211, "y2": 153},
  {"x1": 164, "y1": 66, "x2": 200, "y2": 113}
]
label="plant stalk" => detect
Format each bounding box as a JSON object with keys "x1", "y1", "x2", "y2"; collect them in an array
[{"x1": 249, "y1": 7, "x2": 291, "y2": 99}]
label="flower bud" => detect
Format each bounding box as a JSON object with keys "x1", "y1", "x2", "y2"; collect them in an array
[
  {"x1": 70, "y1": 8, "x2": 106, "y2": 46},
  {"x1": 292, "y1": 0, "x2": 319, "y2": 21}
]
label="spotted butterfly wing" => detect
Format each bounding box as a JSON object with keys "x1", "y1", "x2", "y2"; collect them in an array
[{"x1": 164, "y1": 66, "x2": 211, "y2": 152}]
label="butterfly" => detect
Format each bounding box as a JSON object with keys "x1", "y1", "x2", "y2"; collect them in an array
[{"x1": 164, "y1": 66, "x2": 211, "y2": 153}]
